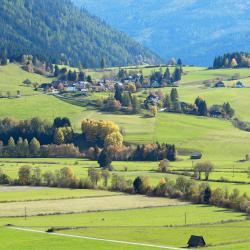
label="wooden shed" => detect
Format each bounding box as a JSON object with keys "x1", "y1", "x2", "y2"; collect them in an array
[
  {"x1": 190, "y1": 152, "x2": 202, "y2": 160},
  {"x1": 187, "y1": 235, "x2": 206, "y2": 248}
]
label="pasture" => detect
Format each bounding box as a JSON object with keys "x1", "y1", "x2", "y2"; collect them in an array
[
  {"x1": 0, "y1": 195, "x2": 186, "y2": 217},
  {"x1": 0, "y1": 64, "x2": 49, "y2": 95},
  {"x1": 0, "y1": 158, "x2": 249, "y2": 194},
  {"x1": 0, "y1": 186, "x2": 120, "y2": 202},
  {"x1": 0, "y1": 203, "x2": 249, "y2": 249},
  {"x1": 0, "y1": 64, "x2": 250, "y2": 249}
]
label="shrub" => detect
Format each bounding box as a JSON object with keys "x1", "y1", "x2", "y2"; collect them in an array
[
  {"x1": 133, "y1": 176, "x2": 151, "y2": 194},
  {"x1": 47, "y1": 227, "x2": 55, "y2": 233}
]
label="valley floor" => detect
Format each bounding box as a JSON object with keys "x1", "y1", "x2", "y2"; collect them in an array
[
  {"x1": 1, "y1": 64, "x2": 250, "y2": 249},
  {"x1": 0, "y1": 187, "x2": 249, "y2": 250}
]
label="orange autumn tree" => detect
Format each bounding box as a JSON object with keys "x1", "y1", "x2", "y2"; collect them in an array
[{"x1": 81, "y1": 119, "x2": 123, "y2": 148}]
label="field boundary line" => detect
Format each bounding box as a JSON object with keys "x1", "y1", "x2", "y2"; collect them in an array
[{"x1": 7, "y1": 226, "x2": 186, "y2": 250}]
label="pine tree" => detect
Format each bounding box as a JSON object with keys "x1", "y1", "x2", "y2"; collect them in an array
[
  {"x1": 7, "y1": 137, "x2": 15, "y2": 156},
  {"x1": 131, "y1": 95, "x2": 141, "y2": 113},
  {"x1": 53, "y1": 128, "x2": 64, "y2": 145},
  {"x1": 72, "y1": 71, "x2": 77, "y2": 81},
  {"x1": 78, "y1": 71, "x2": 85, "y2": 81},
  {"x1": 0, "y1": 48, "x2": 7, "y2": 66},
  {"x1": 22, "y1": 139, "x2": 29, "y2": 157},
  {"x1": 230, "y1": 58, "x2": 238, "y2": 68},
  {"x1": 114, "y1": 84, "x2": 123, "y2": 103},
  {"x1": 163, "y1": 67, "x2": 171, "y2": 82},
  {"x1": 203, "y1": 187, "x2": 212, "y2": 204},
  {"x1": 16, "y1": 137, "x2": 24, "y2": 157},
  {"x1": 100, "y1": 57, "x2": 105, "y2": 69},
  {"x1": 213, "y1": 57, "x2": 219, "y2": 69},
  {"x1": 167, "y1": 145, "x2": 177, "y2": 161},
  {"x1": 68, "y1": 70, "x2": 77, "y2": 81},
  {"x1": 173, "y1": 67, "x2": 182, "y2": 82},
  {"x1": 163, "y1": 94, "x2": 171, "y2": 111},
  {"x1": 98, "y1": 150, "x2": 112, "y2": 169},
  {"x1": 54, "y1": 65, "x2": 60, "y2": 77},
  {"x1": 173, "y1": 101, "x2": 182, "y2": 113},
  {"x1": 170, "y1": 88, "x2": 179, "y2": 102},
  {"x1": 223, "y1": 102, "x2": 235, "y2": 118},
  {"x1": 177, "y1": 58, "x2": 182, "y2": 65},
  {"x1": 29, "y1": 137, "x2": 41, "y2": 157},
  {"x1": 195, "y1": 97, "x2": 208, "y2": 116},
  {"x1": 87, "y1": 75, "x2": 92, "y2": 83},
  {"x1": 122, "y1": 92, "x2": 132, "y2": 107}
]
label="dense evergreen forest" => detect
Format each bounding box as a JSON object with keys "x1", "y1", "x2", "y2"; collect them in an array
[
  {"x1": 213, "y1": 52, "x2": 250, "y2": 69},
  {"x1": 0, "y1": 0, "x2": 161, "y2": 67}
]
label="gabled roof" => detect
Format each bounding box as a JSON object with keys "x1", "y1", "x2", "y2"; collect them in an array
[{"x1": 188, "y1": 235, "x2": 206, "y2": 247}]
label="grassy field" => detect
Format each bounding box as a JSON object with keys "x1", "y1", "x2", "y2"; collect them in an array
[
  {"x1": 3, "y1": 98, "x2": 249, "y2": 161},
  {"x1": 0, "y1": 204, "x2": 249, "y2": 249},
  {"x1": 0, "y1": 64, "x2": 49, "y2": 95},
  {"x1": 0, "y1": 186, "x2": 121, "y2": 202},
  {"x1": 0, "y1": 195, "x2": 186, "y2": 217},
  {"x1": 1, "y1": 228, "x2": 155, "y2": 250},
  {"x1": 151, "y1": 84, "x2": 250, "y2": 122},
  {"x1": 1, "y1": 64, "x2": 250, "y2": 249},
  {"x1": 1, "y1": 64, "x2": 250, "y2": 160},
  {"x1": 0, "y1": 157, "x2": 249, "y2": 194}
]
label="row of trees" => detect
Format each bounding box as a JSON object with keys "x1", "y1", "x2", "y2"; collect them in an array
[
  {"x1": 1, "y1": 165, "x2": 249, "y2": 214},
  {"x1": 54, "y1": 66, "x2": 92, "y2": 83},
  {"x1": 102, "y1": 84, "x2": 141, "y2": 113},
  {"x1": 0, "y1": 117, "x2": 72, "y2": 145},
  {"x1": 213, "y1": 52, "x2": 250, "y2": 69},
  {"x1": 0, "y1": 166, "x2": 131, "y2": 192},
  {"x1": 160, "y1": 88, "x2": 235, "y2": 118},
  {"x1": 150, "y1": 67, "x2": 182, "y2": 85},
  {"x1": 153, "y1": 176, "x2": 250, "y2": 213},
  {"x1": 0, "y1": 48, "x2": 8, "y2": 66},
  {"x1": 87, "y1": 142, "x2": 177, "y2": 163},
  {"x1": 0, "y1": 137, "x2": 81, "y2": 158}
]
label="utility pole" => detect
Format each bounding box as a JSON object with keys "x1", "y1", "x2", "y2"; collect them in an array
[{"x1": 25, "y1": 206, "x2": 27, "y2": 220}]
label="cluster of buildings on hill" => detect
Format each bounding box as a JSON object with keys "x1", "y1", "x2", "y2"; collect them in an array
[
  {"x1": 38, "y1": 71, "x2": 179, "y2": 95},
  {"x1": 214, "y1": 80, "x2": 245, "y2": 88},
  {"x1": 39, "y1": 80, "x2": 115, "y2": 95}
]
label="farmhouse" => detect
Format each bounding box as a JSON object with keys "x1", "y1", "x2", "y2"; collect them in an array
[
  {"x1": 190, "y1": 152, "x2": 202, "y2": 160},
  {"x1": 235, "y1": 81, "x2": 245, "y2": 88},
  {"x1": 39, "y1": 83, "x2": 52, "y2": 91},
  {"x1": 151, "y1": 81, "x2": 161, "y2": 88},
  {"x1": 209, "y1": 105, "x2": 223, "y2": 118},
  {"x1": 144, "y1": 93, "x2": 159, "y2": 107},
  {"x1": 214, "y1": 81, "x2": 225, "y2": 88},
  {"x1": 187, "y1": 235, "x2": 206, "y2": 248}
]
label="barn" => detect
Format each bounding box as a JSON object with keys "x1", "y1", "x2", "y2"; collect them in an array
[
  {"x1": 187, "y1": 235, "x2": 206, "y2": 248},
  {"x1": 190, "y1": 152, "x2": 202, "y2": 160}
]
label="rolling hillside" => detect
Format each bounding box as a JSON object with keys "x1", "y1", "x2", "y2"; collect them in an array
[
  {"x1": 0, "y1": 0, "x2": 161, "y2": 67},
  {"x1": 79, "y1": 0, "x2": 250, "y2": 66}
]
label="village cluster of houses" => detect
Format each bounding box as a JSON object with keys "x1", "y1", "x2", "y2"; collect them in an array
[
  {"x1": 39, "y1": 79, "x2": 119, "y2": 95},
  {"x1": 38, "y1": 72, "x2": 172, "y2": 96},
  {"x1": 214, "y1": 80, "x2": 245, "y2": 88}
]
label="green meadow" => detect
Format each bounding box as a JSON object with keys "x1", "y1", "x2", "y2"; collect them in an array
[
  {"x1": 0, "y1": 64, "x2": 250, "y2": 249},
  {"x1": 0, "y1": 186, "x2": 120, "y2": 202},
  {"x1": 0, "y1": 64, "x2": 49, "y2": 95},
  {"x1": 0, "y1": 204, "x2": 249, "y2": 249}
]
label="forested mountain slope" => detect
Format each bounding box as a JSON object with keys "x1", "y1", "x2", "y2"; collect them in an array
[
  {"x1": 79, "y1": 0, "x2": 250, "y2": 66},
  {"x1": 0, "y1": 0, "x2": 161, "y2": 67}
]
